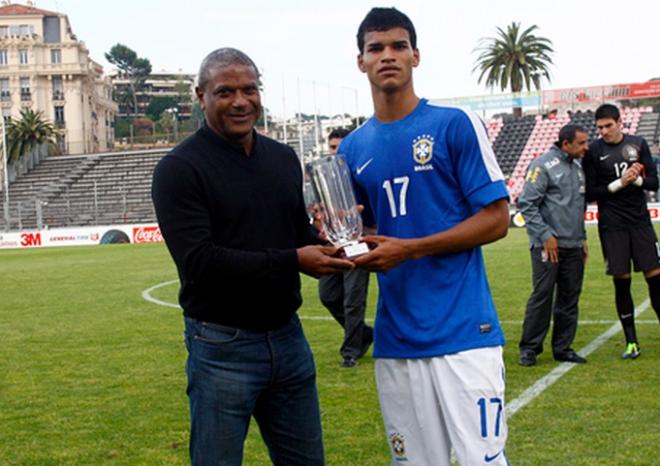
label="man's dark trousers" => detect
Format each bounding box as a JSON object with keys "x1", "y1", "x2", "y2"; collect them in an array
[
  {"x1": 520, "y1": 247, "x2": 584, "y2": 357},
  {"x1": 319, "y1": 268, "x2": 372, "y2": 359}
]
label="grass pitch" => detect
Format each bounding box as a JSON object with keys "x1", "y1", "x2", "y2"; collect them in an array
[{"x1": 1, "y1": 227, "x2": 658, "y2": 465}]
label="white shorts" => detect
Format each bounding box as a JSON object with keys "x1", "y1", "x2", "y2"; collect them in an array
[{"x1": 375, "y1": 346, "x2": 508, "y2": 466}]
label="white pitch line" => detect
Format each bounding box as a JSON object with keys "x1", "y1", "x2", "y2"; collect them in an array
[
  {"x1": 507, "y1": 299, "x2": 650, "y2": 418},
  {"x1": 142, "y1": 281, "x2": 658, "y2": 326},
  {"x1": 142, "y1": 279, "x2": 180, "y2": 308},
  {"x1": 501, "y1": 319, "x2": 657, "y2": 325},
  {"x1": 143, "y1": 281, "x2": 655, "y2": 417}
]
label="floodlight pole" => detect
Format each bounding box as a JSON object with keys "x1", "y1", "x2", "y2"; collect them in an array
[{"x1": 2, "y1": 114, "x2": 9, "y2": 231}]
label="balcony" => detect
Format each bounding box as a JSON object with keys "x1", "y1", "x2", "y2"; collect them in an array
[
  {"x1": 52, "y1": 91, "x2": 65, "y2": 101},
  {"x1": 0, "y1": 92, "x2": 10, "y2": 102},
  {"x1": 20, "y1": 92, "x2": 31, "y2": 101},
  {"x1": 35, "y1": 63, "x2": 88, "y2": 76},
  {"x1": 55, "y1": 120, "x2": 65, "y2": 129}
]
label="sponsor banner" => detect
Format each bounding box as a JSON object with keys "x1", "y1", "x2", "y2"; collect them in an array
[
  {"x1": 542, "y1": 81, "x2": 660, "y2": 107},
  {"x1": 433, "y1": 92, "x2": 541, "y2": 111},
  {"x1": 629, "y1": 81, "x2": 660, "y2": 99},
  {"x1": 511, "y1": 203, "x2": 660, "y2": 228},
  {"x1": 0, "y1": 223, "x2": 163, "y2": 249},
  {"x1": 132, "y1": 225, "x2": 163, "y2": 243}
]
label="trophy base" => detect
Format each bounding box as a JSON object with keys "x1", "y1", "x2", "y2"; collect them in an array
[{"x1": 342, "y1": 241, "x2": 369, "y2": 258}]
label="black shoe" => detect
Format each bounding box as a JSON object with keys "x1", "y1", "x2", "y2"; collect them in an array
[
  {"x1": 554, "y1": 351, "x2": 586, "y2": 364},
  {"x1": 341, "y1": 357, "x2": 358, "y2": 368},
  {"x1": 519, "y1": 351, "x2": 536, "y2": 366}
]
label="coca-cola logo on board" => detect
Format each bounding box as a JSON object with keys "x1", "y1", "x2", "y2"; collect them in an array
[{"x1": 132, "y1": 226, "x2": 163, "y2": 243}]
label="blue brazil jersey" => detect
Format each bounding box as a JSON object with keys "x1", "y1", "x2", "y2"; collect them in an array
[{"x1": 340, "y1": 99, "x2": 509, "y2": 358}]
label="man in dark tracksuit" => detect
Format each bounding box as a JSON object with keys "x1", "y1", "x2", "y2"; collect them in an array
[{"x1": 518, "y1": 124, "x2": 589, "y2": 366}]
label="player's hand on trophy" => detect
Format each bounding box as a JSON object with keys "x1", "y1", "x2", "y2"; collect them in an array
[
  {"x1": 297, "y1": 245, "x2": 355, "y2": 278},
  {"x1": 353, "y1": 235, "x2": 413, "y2": 272}
]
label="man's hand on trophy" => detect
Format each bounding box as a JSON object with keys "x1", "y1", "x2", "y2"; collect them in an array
[
  {"x1": 297, "y1": 245, "x2": 355, "y2": 278},
  {"x1": 353, "y1": 235, "x2": 414, "y2": 272}
]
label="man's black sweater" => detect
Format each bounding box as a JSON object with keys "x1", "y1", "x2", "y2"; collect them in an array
[{"x1": 152, "y1": 125, "x2": 318, "y2": 330}]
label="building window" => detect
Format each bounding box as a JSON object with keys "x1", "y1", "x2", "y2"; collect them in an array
[
  {"x1": 2, "y1": 108, "x2": 11, "y2": 125},
  {"x1": 51, "y1": 49, "x2": 61, "y2": 64},
  {"x1": 0, "y1": 49, "x2": 6, "y2": 65},
  {"x1": 19, "y1": 49, "x2": 28, "y2": 65},
  {"x1": 54, "y1": 106, "x2": 65, "y2": 127},
  {"x1": 20, "y1": 77, "x2": 30, "y2": 100},
  {"x1": 0, "y1": 78, "x2": 9, "y2": 101},
  {"x1": 52, "y1": 76, "x2": 64, "y2": 100},
  {"x1": 0, "y1": 26, "x2": 8, "y2": 38},
  {"x1": 19, "y1": 25, "x2": 33, "y2": 36}
]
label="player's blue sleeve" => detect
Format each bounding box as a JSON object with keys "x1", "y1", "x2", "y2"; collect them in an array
[{"x1": 447, "y1": 109, "x2": 509, "y2": 211}]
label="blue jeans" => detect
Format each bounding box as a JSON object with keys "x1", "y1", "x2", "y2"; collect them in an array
[{"x1": 184, "y1": 314, "x2": 324, "y2": 466}]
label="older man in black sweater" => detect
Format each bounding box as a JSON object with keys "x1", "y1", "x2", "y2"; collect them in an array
[{"x1": 152, "y1": 48, "x2": 353, "y2": 466}]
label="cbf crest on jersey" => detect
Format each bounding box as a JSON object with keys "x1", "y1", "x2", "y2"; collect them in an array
[
  {"x1": 622, "y1": 144, "x2": 640, "y2": 163},
  {"x1": 413, "y1": 134, "x2": 434, "y2": 172}
]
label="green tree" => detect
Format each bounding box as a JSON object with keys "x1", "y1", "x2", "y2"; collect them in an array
[
  {"x1": 6, "y1": 108, "x2": 60, "y2": 162},
  {"x1": 113, "y1": 117, "x2": 132, "y2": 139},
  {"x1": 174, "y1": 78, "x2": 192, "y2": 105},
  {"x1": 105, "y1": 44, "x2": 152, "y2": 117},
  {"x1": 474, "y1": 22, "x2": 553, "y2": 117},
  {"x1": 156, "y1": 111, "x2": 175, "y2": 138},
  {"x1": 146, "y1": 96, "x2": 178, "y2": 121}
]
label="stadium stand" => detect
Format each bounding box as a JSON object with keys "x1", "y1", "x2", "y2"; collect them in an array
[
  {"x1": 507, "y1": 113, "x2": 571, "y2": 201},
  {"x1": 488, "y1": 106, "x2": 658, "y2": 203},
  {"x1": 0, "y1": 150, "x2": 166, "y2": 230},
  {"x1": 636, "y1": 110, "x2": 660, "y2": 143},
  {"x1": 491, "y1": 115, "x2": 536, "y2": 180},
  {"x1": 1, "y1": 107, "x2": 659, "y2": 231}
]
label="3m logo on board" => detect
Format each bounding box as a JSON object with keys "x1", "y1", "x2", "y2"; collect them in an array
[{"x1": 20, "y1": 232, "x2": 42, "y2": 247}]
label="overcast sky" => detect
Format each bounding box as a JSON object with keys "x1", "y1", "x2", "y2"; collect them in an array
[{"x1": 33, "y1": 0, "x2": 660, "y2": 118}]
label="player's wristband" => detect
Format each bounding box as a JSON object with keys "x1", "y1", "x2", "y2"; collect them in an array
[
  {"x1": 633, "y1": 176, "x2": 643, "y2": 187},
  {"x1": 607, "y1": 179, "x2": 623, "y2": 193}
]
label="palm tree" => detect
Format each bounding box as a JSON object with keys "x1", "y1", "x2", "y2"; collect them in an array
[
  {"x1": 6, "y1": 108, "x2": 60, "y2": 162},
  {"x1": 474, "y1": 22, "x2": 554, "y2": 117}
]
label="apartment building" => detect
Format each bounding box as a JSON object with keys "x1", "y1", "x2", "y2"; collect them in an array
[
  {"x1": 0, "y1": 1, "x2": 117, "y2": 154},
  {"x1": 112, "y1": 70, "x2": 195, "y2": 119}
]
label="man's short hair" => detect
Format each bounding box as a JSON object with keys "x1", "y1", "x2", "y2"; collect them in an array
[
  {"x1": 356, "y1": 7, "x2": 417, "y2": 53},
  {"x1": 557, "y1": 124, "x2": 587, "y2": 146},
  {"x1": 594, "y1": 103, "x2": 620, "y2": 121},
  {"x1": 328, "y1": 128, "x2": 350, "y2": 141},
  {"x1": 197, "y1": 48, "x2": 259, "y2": 90}
]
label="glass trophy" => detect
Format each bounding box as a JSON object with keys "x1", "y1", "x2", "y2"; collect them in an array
[{"x1": 307, "y1": 155, "x2": 369, "y2": 258}]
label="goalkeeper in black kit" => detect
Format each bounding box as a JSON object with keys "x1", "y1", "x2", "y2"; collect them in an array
[{"x1": 582, "y1": 103, "x2": 660, "y2": 359}]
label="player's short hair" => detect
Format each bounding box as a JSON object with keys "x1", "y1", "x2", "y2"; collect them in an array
[
  {"x1": 557, "y1": 124, "x2": 587, "y2": 146},
  {"x1": 357, "y1": 7, "x2": 417, "y2": 53},
  {"x1": 328, "y1": 128, "x2": 350, "y2": 141},
  {"x1": 197, "y1": 48, "x2": 259, "y2": 90},
  {"x1": 594, "y1": 103, "x2": 620, "y2": 121}
]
